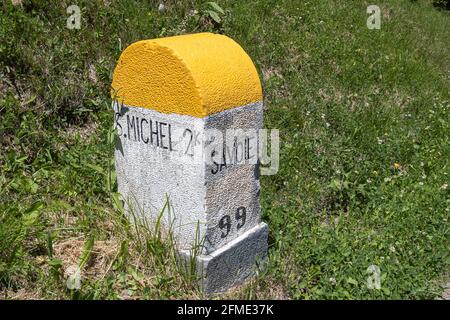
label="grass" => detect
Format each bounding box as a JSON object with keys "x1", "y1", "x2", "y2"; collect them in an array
[{"x1": 0, "y1": 0, "x2": 449, "y2": 299}]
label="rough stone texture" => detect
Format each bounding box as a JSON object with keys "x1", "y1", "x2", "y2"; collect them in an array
[
  {"x1": 111, "y1": 33, "x2": 263, "y2": 117},
  {"x1": 111, "y1": 32, "x2": 267, "y2": 294},
  {"x1": 203, "y1": 102, "x2": 263, "y2": 253},
  {"x1": 180, "y1": 222, "x2": 268, "y2": 294},
  {"x1": 114, "y1": 101, "x2": 263, "y2": 252},
  {"x1": 113, "y1": 102, "x2": 206, "y2": 249},
  {"x1": 113, "y1": 100, "x2": 267, "y2": 293}
]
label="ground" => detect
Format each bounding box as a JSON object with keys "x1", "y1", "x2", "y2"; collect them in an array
[{"x1": 0, "y1": 0, "x2": 449, "y2": 299}]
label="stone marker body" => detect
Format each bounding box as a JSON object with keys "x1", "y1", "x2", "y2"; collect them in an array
[{"x1": 111, "y1": 33, "x2": 268, "y2": 293}]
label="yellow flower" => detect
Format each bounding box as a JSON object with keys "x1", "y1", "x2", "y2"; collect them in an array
[{"x1": 393, "y1": 163, "x2": 401, "y2": 169}]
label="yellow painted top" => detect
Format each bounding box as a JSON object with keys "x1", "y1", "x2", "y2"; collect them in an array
[{"x1": 111, "y1": 33, "x2": 262, "y2": 117}]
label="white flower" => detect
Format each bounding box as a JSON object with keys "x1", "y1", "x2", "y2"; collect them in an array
[{"x1": 65, "y1": 265, "x2": 81, "y2": 290}]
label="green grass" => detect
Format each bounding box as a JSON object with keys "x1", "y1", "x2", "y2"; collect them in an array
[{"x1": 0, "y1": 0, "x2": 449, "y2": 299}]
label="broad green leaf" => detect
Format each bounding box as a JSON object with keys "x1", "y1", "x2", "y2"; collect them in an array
[
  {"x1": 206, "y1": 2, "x2": 225, "y2": 14},
  {"x1": 79, "y1": 236, "x2": 95, "y2": 269},
  {"x1": 206, "y1": 10, "x2": 221, "y2": 23},
  {"x1": 86, "y1": 163, "x2": 105, "y2": 175}
]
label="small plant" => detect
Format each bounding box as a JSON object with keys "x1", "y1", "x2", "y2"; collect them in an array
[{"x1": 201, "y1": 2, "x2": 225, "y2": 24}]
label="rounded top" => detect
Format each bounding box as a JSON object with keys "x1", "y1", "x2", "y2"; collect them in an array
[{"x1": 111, "y1": 33, "x2": 262, "y2": 118}]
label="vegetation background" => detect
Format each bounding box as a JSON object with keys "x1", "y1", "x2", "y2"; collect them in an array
[{"x1": 0, "y1": 0, "x2": 449, "y2": 299}]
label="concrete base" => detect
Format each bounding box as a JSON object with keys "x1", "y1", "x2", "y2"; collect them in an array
[{"x1": 179, "y1": 222, "x2": 268, "y2": 294}]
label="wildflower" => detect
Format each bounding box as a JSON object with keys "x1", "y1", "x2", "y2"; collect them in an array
[
  {"x1": 65, "y1": 265, "x2": 81, "y2": 290},
  {"x1": 393, "y1": 163, "x2": 401, "y2": 169}
]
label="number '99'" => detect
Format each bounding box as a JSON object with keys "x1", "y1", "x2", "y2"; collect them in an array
[{"x1": 219, "y1": 207, "x2": 247, "y2": 238}]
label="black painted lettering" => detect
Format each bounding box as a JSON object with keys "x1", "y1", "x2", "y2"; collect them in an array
[
  {"x1": 136, "y1": 117, "x2": 140, "y2": 142},
  {"x1": 159, "y1": 122, "x2": 168, "y2": 149},
  {"x1": 245, "y1": 136, "x2": 255, "y2": 161},
  {"x1": 140, "y1": 118, "x2": 149, "y2": 143},
  {"x1": 168, "y1": 124, "x2": 174, "y2": 151},
  {"x1": 211, "y1": 150, "x2": 219, "y2": 174},
  {"x1": 226, "y1": 140, "x2": 234, "y2": 166},
  {"x1": 219, "y1": 215, "x2": 231, "y2": 238},
  {"x1": 235, "y1": 207, "x2": 246, "y2": 229},
  {"x1": 115, "y1": 112, "x2": 122, "y2": 136},
  {"x1": 127, "y1": 115, "x2": 136, "y2": 141},
  {"x1": 183, "y1": 129, "x2": 194, "y2": 156},
  {"x1": 220, "y1": 145, "x2": 228, "y2": 172},
  {"x1": 235, "y1": 138, "x2": 244, "y2": 164},
  {"x1": 149, "y1": 120, "x2": 159, "y2": 147}
]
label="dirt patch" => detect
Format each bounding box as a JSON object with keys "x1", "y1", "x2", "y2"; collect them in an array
[
  {"x1": 442, "y1": 279, "x2": 450, "y2": 300},
  {"x1": 2, "y1": 288, "x2": 42, "y2": 300},
  {"x1": 60, "y1": 120, "x2": 99, "y2": 147},
  {"x1": 53, "y1": 237, "x2": 118, "y2": 281},
  {"x1": 221, "y1": 277, "x2": 289, "y2": 300},
  {"x1": 262, "y1": 66, "x2": 283, "y2": 81}
]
